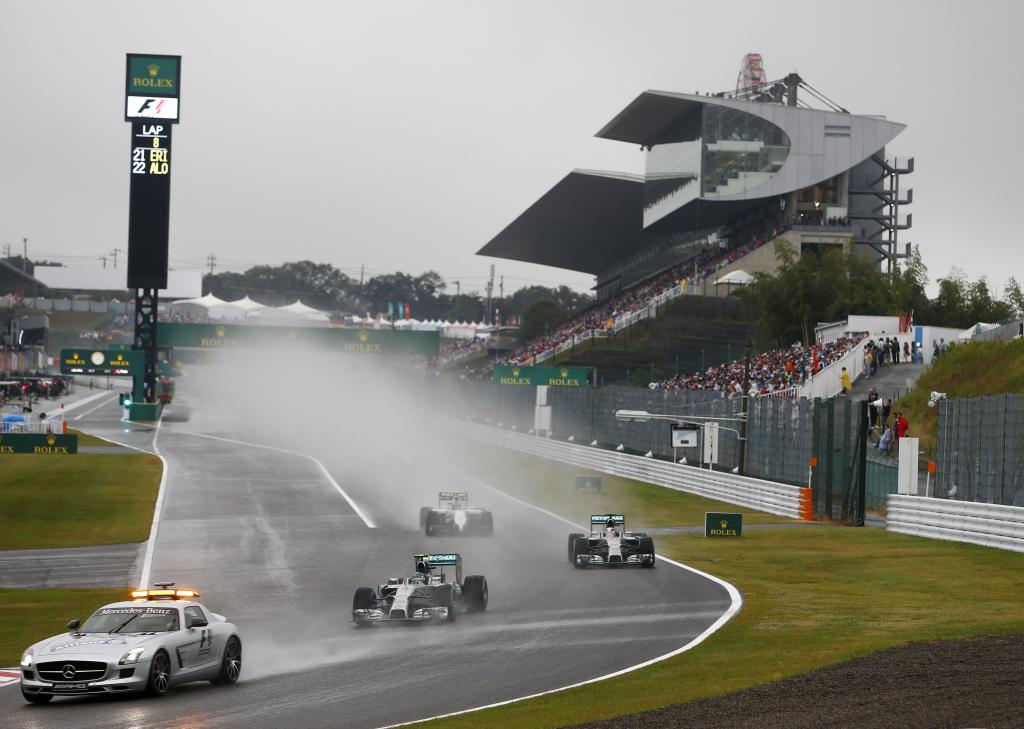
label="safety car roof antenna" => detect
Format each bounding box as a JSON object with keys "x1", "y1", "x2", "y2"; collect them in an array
[{"x1": 153, "y1": 581, "x2": 175, "y2": 589}]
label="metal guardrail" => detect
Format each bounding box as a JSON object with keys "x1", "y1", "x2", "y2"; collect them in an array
[
  {"x1": 885, "y1": 494, "x2": 1024, "y2": 553},
  {"x1": 465, "y1": 423, "x2": 803, "y2": 519}
]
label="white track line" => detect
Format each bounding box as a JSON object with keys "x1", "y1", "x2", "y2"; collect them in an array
[
  {"x1": 375, "y1": 474, "x2": 743, "y2": 729},
  {"x1": 86, "y1": 416, "x2": 169, "y2": 588},
  {"x1": 168, "y1": 429, "x2": 376, "y2": 529},
  {"x1": 73, "y1": 393, "x2": 120, "y2": 421}
]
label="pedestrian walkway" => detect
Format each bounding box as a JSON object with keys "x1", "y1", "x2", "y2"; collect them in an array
[{"x1": 850, "y1": 362, "x2": 926, "y2": 401}]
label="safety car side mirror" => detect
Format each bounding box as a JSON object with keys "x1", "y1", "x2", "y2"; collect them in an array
[{"x1": 67, "y1": 619, "x2": 81, "y2": 631}]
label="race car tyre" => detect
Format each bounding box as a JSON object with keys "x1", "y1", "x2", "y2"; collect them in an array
[
  {"x1": 638, "y1": 536, "x2": 656, "y2": 568},
  {"x1": 212, "y1": 635, "x2": 242, "y2": 685},
  {"x1": 419, "y1": 507, "x2": 431, "y2": 529},
  {"x1": 425, "y1": 511, "x2": 440, "y2": 536},
  {"x1": 571, "y1": 537, "x2": 588, "y2": 568},
  {"x1": 353, "y1": 587, "x2": 375, "y2": 613},
  {"x1": 437, "y1": 584, "x2": 456, "y2": 622},
  {"x1": 462, "y1": 575, "x2": 488, "y2": 612},
  {"x1": 568, "y1": 533, "x2": 585, "y2": 562},
  {"x1": 145, "y1": 649, "x2": 171, "y2": 697},
  {"x1": 481, "y1": 511, "x2": 494, "y2": 536},
  {"x1": 21, "y1": 689, "x2": 53, "y2": 704}
]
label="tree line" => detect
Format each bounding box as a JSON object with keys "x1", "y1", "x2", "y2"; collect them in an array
[
  {"x1": 736, "y1": 242, "x2": 1023, "y2": 347},
  {"x1": 202, "y1": 262, "x2": 593, "y2": 322}
]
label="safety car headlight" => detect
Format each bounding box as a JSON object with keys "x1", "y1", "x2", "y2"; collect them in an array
[
  {"x1": 118, "y1": 647, "x2": 148, "y2": 665},
  {"x1": 20, "y1": 651, "x2": 33, "y2": 668}
]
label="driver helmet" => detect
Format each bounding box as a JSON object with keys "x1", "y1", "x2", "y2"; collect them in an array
[{"x1": 415, "y1": 559, "x2": 429, "y2": 574}]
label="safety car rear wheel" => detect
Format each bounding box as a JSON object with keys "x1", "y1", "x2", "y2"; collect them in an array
[
  {"x1": 462, "y1": 575, "x2": 488, "y2": 612},
  {"x1": 419, "y1": 507, "x2": 431, "y2": 529}
]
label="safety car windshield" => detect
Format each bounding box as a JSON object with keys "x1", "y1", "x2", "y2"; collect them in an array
[{"x1": 81, "y1": 606, "x2": 181, "y2": 633}]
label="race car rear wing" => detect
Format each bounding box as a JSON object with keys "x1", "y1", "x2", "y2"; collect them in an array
[
  {"x1": 438, "y1": 491, "x2": 469, "y2": 509},
  {"x1": 414, "y1": 553, "x2": 463, "y2": 584}
]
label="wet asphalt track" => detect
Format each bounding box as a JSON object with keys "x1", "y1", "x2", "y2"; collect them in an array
[{"x1": 2, "y1": 397, "x2": 733, "y2": 729}]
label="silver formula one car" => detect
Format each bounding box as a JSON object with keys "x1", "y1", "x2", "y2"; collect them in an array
[
  {"x1": 352, "y1": 553, "x2": 488, "y2": 625},
  {"x1": 419, "y1": 491, "x2": 493, "y2": 536},
  {"x1": 568, "y1": 514, "x2": 656, "y2": 568},
  {"x1": 19, "y1": 583, "x2": 241, "y2": 703}
]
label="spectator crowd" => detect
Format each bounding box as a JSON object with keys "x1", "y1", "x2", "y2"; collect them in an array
[
  {"x1": 651, "y1": 335, "x2": 863, "y2": 396},
  {"x1": 500, "y1": 223, "x2": 784, "y2": 366}
]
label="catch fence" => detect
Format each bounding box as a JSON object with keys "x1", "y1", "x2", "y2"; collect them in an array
[
  {"x1": 446, "y1": 381, "x2": 869, "y2": 523},
  {"x1": 936, "y1": 394, "x2": 1024, "y2": 506}
]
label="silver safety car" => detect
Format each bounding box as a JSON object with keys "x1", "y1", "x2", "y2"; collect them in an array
[
  {"x1": 568, "y1": 514, "x2": 656, "y2": 567},
  {"x1": 19, "y1": 583, "x2": 242, "y2": 703},
  {"x1": 352, "y1": 553, "x2": 488, "y2": 625},
  {"x1": 419, "y1": 491, "x2": 493, "y2": 536}
]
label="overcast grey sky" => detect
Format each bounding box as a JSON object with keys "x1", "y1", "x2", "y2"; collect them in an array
[{"x1": 2, "y1": 1, "x2": 1020, "y2": 297}]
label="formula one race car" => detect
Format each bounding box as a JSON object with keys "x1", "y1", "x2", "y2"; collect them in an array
[
  {"x1": 419, "y1": 491, "x2": 493, "y2": 536},
  {"x1": 352, "y1": 553, "x2": 488, "y2": 625},
  {"x1": 19, "y1": 583, "x2": 242, "y2": 703},
  {"x1": 567, "y1": 514, "x2": 656, "y2": 568}
]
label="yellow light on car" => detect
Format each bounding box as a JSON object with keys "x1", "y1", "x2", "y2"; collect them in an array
[
  {"x1": 175, "y1": 589, "x2": 198, "y2": 598},
  {"x1": 130, "y1": 590, "x2": 149, "y2": 599}
]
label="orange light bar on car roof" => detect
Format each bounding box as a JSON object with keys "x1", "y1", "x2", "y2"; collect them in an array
[{"x1": 129, "y1": 588, "x2": 201, "y2": 600}]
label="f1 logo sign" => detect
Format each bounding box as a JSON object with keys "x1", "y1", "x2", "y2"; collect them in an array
[{"x1": 126, "y1": 95, "x2": 179, "y2": 120}]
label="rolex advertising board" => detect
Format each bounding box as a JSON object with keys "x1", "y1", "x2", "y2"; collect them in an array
[
  {"x1": 492, "y1": 365, "x2": 591, "y2": 387},
  {"x1": 157, "y1": 322, "x2": 439, "y2": 355},
  {"x1": 704, "y1": 512, "x2": 743, "y2": 538},
  {"x1": 0, "y1": 433, "x2": 78, "y2": 455}
]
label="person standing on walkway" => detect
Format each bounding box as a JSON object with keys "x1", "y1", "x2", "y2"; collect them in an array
[
  {"x1": 896, "y1": 412, "x2": 909, "y2": 440},
  {"x1": 903, "y1": 341, "x2": 911, "y2": 362},
  {"x1": 891, "y1": 338, "x2": 900, "y2": 363},
  {"x1": 840, "y1": 366, "x2": 852, "y2": 395}
]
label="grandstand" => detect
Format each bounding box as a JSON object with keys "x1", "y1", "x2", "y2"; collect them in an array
[
  {"x1": 479, "y1": 60, "x2": 912, "y2": 370},
  {"x1": 480, "y1": 68, "x2": 911, "y2": 302}
]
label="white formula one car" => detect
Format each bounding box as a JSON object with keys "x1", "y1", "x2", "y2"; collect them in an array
[
  {"x1": 567, "y1": 514, "x2": 656, "y2": 568},
  {"x1": 352, "y1": 553, "x2": 488, "y2": 625},
  {"x1": 419, "y1": 491, "x2": 493, "y2": 536},
  {"x1": 19, "y1": 583, "x2": 241, "y2": 703}
]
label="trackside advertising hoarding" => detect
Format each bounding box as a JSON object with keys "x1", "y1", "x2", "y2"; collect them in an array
[
  {"x1": 0, "y1": 433, "x2": 78, "y2": 455},
  {"x1": 492, "y1": 365, "x2": 591, "y2": 387},
  {"x1": 157, "y1": 322, "x2": 439, "y2": 355}
]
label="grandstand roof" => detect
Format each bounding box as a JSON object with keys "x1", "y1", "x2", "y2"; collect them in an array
[
  {"x1": 476, "y1": 170, "x2": 644, "y2": 275},
  {"x1": 595, "y1": 90, "x2": 707, "y2": 146}
]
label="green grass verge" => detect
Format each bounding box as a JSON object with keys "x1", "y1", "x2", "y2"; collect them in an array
[
  {"x1": 0, "y1": 589, "x2": 126, "y2": 666},
  {"x1": 0, "y1": 454, "x2": 161, "y2": 550},
  {"x1": 895, "y1": 338, "x2": 1024, "y2": 455},
  {"x1": 67, "y1": 428, "x2": 122, "y2": 448},
  {"x1": 411, "y1": 445, "x2": 1024, "y2": 728}
]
